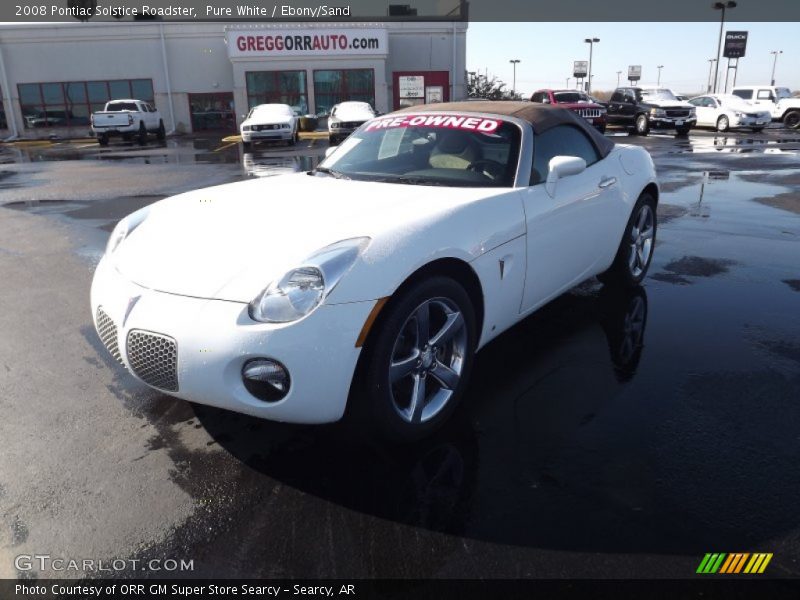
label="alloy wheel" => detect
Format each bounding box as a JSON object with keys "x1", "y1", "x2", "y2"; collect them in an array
[
  {"x1": 388, "y1": 298, "x2": 467, "y2": 424},
  {"x1": 627, "y1": 204, "x2": 655, "y2": 278}
]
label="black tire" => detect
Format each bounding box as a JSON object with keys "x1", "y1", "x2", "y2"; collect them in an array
[
  {"x1": 752, "y1": 127, "x2": 765, "y2": 133},
  {"x1": 675, "y1": 126, "x2": 691, "y2": 136},
  {"x1": 121, "y1": 133, "x2": 131, "y2": 142},
  {"x1": 98, "y1": 134, "x2": 109, "y2": 147},
  {"x1": 355, "y1": 276, "x2": 477, "y2": 442},
  {"x1": 783, "y1": 111, "x2": 800, "y2": 129},
  {"x1": 716, "y1": 115, "x2": 730, "y2": 132},
  {"x1": 598, "y1": 124, "x2": 607, "y2": 135},
  {"x1": 634, "y1": 113, "x2": 650, "y2": 136},
  {"x1": 137, "y1": 122, "x2": 147, "y2": 145},
  {"x1": 156, "y1": 120, "x2": 166, "y2": 141},
  {"x1": 598, "y1": 192, "x2": 657, "y2": 287}
]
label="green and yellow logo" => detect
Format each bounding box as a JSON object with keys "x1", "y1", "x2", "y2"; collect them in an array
[{"x1": 696, "y1": 553, "x2": 773, "y2": 574}]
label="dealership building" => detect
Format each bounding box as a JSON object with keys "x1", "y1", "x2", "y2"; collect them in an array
[{"x1": 0, "y1": 19, "x2": 467, "y2": 138}]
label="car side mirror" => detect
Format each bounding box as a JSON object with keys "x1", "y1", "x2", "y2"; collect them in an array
[{"x1": 546, "y1": 156, "x2": 586, "y2": 196}]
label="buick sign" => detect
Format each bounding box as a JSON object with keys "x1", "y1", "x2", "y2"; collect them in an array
[{"x1": 723, "y1": 31, "x2": 748, "y2": 59}]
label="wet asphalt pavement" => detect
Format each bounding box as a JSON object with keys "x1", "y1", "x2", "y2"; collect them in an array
[{"x1": 0, "y1": 128, "x2": 799, "y2": 581}]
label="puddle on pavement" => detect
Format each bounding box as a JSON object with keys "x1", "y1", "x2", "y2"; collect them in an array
[
  {"x1": 668, "y1": 134, "x2": 800, "y2": 154},
  {"x1": 4, "y1": 195, "x2": 163, "y2": 231}
]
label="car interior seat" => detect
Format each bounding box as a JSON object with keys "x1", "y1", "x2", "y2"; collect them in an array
[{"x1": 428, "y1": 130, "x2": 481, "y2": 169}]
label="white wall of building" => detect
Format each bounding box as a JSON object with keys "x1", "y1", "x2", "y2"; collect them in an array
[{"x1": 0, "y1": 21, "x2": 467, "y2": 138}]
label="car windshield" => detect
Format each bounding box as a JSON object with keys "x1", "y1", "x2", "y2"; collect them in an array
[
  {"x1": 776, "y1": 88, "x2": 792, "y2": 99},
  {"x1": 554, "y1": 92, "x2": 592, "y2": 103},
  {"x1": 252, "y1": 105, "x2": 293, "y2": 119},
  {"x1": 640, "y1": 89, "x2": 678, "y2": 101},
  {"x1": 106, "y1": 102, "x2": 138, "y2": 111},
  {"x1": 318, "y1": 113, "x2": 521, "y2": 188}
]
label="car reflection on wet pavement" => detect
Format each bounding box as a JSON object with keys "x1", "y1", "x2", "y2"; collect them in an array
[{"x1": 0, "y1": 128, "x2": 799, "y2": 579}]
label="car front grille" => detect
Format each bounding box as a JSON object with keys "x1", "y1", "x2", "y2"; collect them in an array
[
  {"x1": 254, "y1": 124, "x2": 281, "y2": 131},
  {"x1": 575, "y1": 108, "x2": 603, "y2": 118},
  {"x1": 96, "y1": 307, "x2": 125, "y2": 366},
  {"x1": 337, "y1": 121, "x2": 364, "y2": 129},
  {"x1": 666, "y1": 109, "x2": 691, "y2": 118},
  {"x1": 126, "y1": 330, "x2": 179, "y2": 392}
]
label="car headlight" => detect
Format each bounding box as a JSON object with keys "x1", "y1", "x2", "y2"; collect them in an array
[
  {"x1": 650, "y1": 108, "x2": 666, "y2": 117},
  {"x1": 283, "y1": 123, "x2": 290, "y2": 129},
  {"x1": 734, "y1": 111, "x2": 744, "y2": 118},
  {"x1": 330, "y1": 121, "x2": 340, "y2": 129},
  {"x1": 105, "y1": 206, "x2": 150, "y2": 256},
  {"x1": 688, "y1": 108, "x2": 696, "y2": 116},
  {"x1": 248, "y1": 237, "x2": 370, "y2": 323},
  {"x1": 242, "y1": 125, "x2": 251, "y2": 131}
]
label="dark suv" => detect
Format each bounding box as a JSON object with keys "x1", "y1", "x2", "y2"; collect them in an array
[{"x1": 605, "y1": 87, "x2": 696, "y2": 136}]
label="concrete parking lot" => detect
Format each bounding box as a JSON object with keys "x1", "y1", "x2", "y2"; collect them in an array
[{"x1": 0, "y1": 127, "x2": 799, "y2": 579}]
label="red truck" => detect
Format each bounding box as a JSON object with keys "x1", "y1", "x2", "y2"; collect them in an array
[{"x1": 531, "y1": 89, "x2": 607, "y2": 133}]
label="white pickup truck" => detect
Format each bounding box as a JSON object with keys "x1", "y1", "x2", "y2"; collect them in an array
[
  {"x1": 91, "y1": 99, "x2": 165, "y2": 145},
  {"x1": 731, "y1": 86, "x2": 800, "y2": 129}
]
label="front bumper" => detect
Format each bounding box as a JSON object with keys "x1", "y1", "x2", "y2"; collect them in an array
[
  {"x1": 90, "y1": 257, "x2": 374, "y2": 424},
  {"x1": 731, "y1": 116, "x2": 770, "y2": 128},
  {"x1": 242, "y1": 130, "x2": 293, "y2": 142},
  {"x1": 650, "y1": 116, "x2": 697, "y2": 130}
]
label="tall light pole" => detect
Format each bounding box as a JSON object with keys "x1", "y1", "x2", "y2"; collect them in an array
[
  {"x1": 712, "y1": 1, "x2": 737, "y2": 94},
  {"x1": 617, "y1": 70, "x2": 622, "y2": 86},
  {"x1": 584, "y1": 37, "x2": 600, "y2": 93},
  {"x1": 657, "y1": 65, "x2": 664, "y2": 86},
  {"x1": 770, "y1": 50, "x2": 783, "y2": 86},
  {"x1": 509, "y1": 59, "x2": 520, "y2": 97},
  {"x1": 706, "y1": 58, "x2": 717, "y2": 92},
  {"x1": 566, "y1": 77, "x2": 571, "y2": 89}
]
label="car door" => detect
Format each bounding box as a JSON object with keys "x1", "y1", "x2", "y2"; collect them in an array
[
  {"x1": 691, "y1": 97, "x2": 713, "y2": 126},
  {"x1": 753, "y1": 89, "x2": 776, "y2": 114},
  {"x1": 606, "y1": 90, "x2": 626, "y2": 125},
  {"x1": 520, "y1": 125, "x2": 626, "y2": 313}
]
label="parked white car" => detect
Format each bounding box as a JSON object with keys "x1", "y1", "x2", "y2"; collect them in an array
[
  {"x1": 328, "y1": 101, "x2": 376, "y2": 145},
  {"x1": 731, "y1": 86, "x2": 800, "y2": 129},
  {"x1": 688, "y1": 94, "x2": 771, "y2": 132},
  {"x1": 91, "y1": 102, "x2": 658, "y2": 440},
  {"x1": 240, "y1": 104, "x2": 299, "y2": 148},
  {"x1": 91, "y1": 99, "x2": 165, "y2": 146}
]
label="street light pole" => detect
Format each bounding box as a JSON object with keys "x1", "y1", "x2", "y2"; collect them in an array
[
  {"x1": 617, "y1": 70, "x2": 622, "y2": 86},
  {"x1": 509, "y1": 59, "x2": 520, "y2": 97},
  {"x1": 566, "y1": 77, "x2": 571, "y2": 89},
  {"x1": 770, "y1": 50, "x2": 783, "y2": 86},
  {"x1": 584, "y1": 37, "x2": 600, "y2": 94},
  {"x1": 712, "y1": 1, "x2": 737, "y2": 94},
  {"x1": 706, "y1": 58, "x2": 716, "y2": 92},
  {"x1": 657, "y1": 65, "x2": 664, "y2": 86}
]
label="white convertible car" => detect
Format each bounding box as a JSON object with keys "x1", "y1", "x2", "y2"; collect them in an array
[{"x1": 91, "y1": 102, "x2": 658, "y2": 440}]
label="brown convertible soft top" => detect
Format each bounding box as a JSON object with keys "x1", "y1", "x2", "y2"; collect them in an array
[{"x1": 395, "y1": 100, "x2": 615, "y2": 158}]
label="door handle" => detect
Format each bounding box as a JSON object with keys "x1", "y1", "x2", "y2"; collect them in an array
[{"x1": 598, "y1": 176, "x2": 617, "y2": 189}]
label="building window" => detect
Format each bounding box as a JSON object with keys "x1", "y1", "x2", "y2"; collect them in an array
[
  {"x1": 313, "y1": 69, "x2": 375, "y2": 116},
  {"x1": 189, "y1": 93, "x2": 235, "y2": 132},
  {"x1": 18, "y1": 79, "x2": 154, "y2": 128},
  {"x1": 246, "y1": 71, "x2": 308, "y2": 115}
]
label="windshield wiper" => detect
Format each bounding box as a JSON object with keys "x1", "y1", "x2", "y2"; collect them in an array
[{"x1": 313, "y1": 166, "x2": 350, "y2": 179}]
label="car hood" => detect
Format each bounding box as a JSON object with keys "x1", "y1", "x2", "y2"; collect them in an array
[
  {"x1": 112, "y1": 174, "x2": 500, "y2": 302},
  {"x1": 644, "y1": 100, "x2": 694, "y2": 109}
]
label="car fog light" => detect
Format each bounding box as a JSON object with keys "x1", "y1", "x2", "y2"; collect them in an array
[{"x1": 242, "y1": 359, "x2": 290, "y2": 402}]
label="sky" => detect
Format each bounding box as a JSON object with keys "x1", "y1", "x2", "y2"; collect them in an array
[{"x1": 466, "y1": 22, "x2": 800, "y2": 97}]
